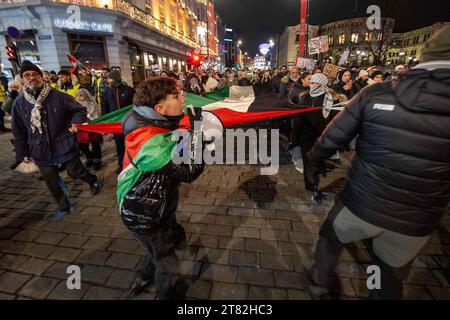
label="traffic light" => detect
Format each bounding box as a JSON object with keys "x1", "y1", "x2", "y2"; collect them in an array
[
  {"x1": 190, "y1": 53, "x2": 203, "y2": 67},
  {"x1": 5, "y1": 44, "x2": 17, "y2": 62}
]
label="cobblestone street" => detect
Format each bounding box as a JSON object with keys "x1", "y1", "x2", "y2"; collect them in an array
[{"x1": 0, "y1": 126, "x2": 449, "y2": 300}]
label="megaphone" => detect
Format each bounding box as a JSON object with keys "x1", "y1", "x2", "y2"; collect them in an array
[{"x1": 200, "y1": 111, "x2": 224, "y2": 151}]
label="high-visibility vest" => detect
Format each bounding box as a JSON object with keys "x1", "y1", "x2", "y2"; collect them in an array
[
  {"x1": 58, "y1": 83, "x2": 80, "y2": 98},
  {"x1": 96, "y1": 77, "x2": 103, "y2": 106},
  {"x1": 0, "y1": 83, "x2": 5, "y2": 103},
  {"x1": 50, "y1": 83, "x2": 57, "y2": 89}
]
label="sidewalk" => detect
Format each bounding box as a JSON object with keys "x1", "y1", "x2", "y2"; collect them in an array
[{"x1": 0, "y1": 130, "x2": 449, "y2": 300}]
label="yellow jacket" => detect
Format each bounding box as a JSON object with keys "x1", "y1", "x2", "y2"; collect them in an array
[
  {"x1": 0, "y1": 83, "x2": 5, "y2": 103},
  {"x1": 58, "y1": 83, "x2": 80, "y2": 98}
]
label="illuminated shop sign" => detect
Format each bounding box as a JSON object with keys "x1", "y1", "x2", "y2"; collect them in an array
[{"x1": 54, "y1": 18, "x2": 113, "y2": 33}]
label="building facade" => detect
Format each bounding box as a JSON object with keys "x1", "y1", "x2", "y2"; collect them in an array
[
  {"x1": 223, "y1": 26, "x2": 237, "y2": 68},
  {"x1": 0, "y1": 0, "x2": 212, "y2": 85},
  {"x1": 386, "y1": 22, "x2": 450, "y2": 66},
  {"x1": 319, "y1": 17, "x2": 395, "y2": 67},
  {"x1": 275, "y1": 23, "x2": 319, "y2": 68}
]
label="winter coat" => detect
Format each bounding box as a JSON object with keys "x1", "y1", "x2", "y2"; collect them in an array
[
  {"x1": 101, "y1": 83, "x2": 134, "y2": 115},
  {"x1": 332, "y1": 81, "x2": 358, "y2": 100},
  {"x1": 11, "y1": 88, "x2": 86, "y2": 166},
  {"x1": 120, "y1": 108, "x2": 204, "y2": 234},
  {"x1": 308, "y1": 68, "x2": 450, "y2": 237},
  {"x1": 1, "y1": 90, "x2": 19, "y2": 114}
]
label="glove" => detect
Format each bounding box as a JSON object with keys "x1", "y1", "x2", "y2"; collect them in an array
[
  {"x1": 186, "y1": 105, "x2": 204, "y2": 162},
  {"x1": 186, "y1": 105, "x2": 203, "y2": 130}
]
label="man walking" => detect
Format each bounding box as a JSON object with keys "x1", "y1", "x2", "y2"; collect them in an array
[
  {"x1": 306, "y1": 26, "x2": 450, "y2": 300},
  {"x1": 12, "y1": 61, "x2": 102, "y2": 221}
]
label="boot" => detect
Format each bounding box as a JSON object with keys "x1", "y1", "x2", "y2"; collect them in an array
[{"x1": 85, "y1": 158, "x2": 93, "y2": 168}]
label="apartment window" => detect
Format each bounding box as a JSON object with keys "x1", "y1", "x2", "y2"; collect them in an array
[
  {"x1": 295, "y1": 33, "x2": 299, "y2": 43},
  {"x1": 365, "y1": 32, "x2": 372, "y2": 41},
  {"x1": 338, "y1": 33, "x2": 346, "y2": 44},
  {"x1": 377, "y1": 33, "x2": 383, "y2": 41},
  {"x1": 351, "y1": 33, "x2": 359, "y2": 43},
  {"x1": 170, "y1": 12, "x2": 176, "y2": 30},
  {"x1": 404, "y1": 38, "x2": 410, "y2": 46},
  {"x1": 328, "y1": 36, "x2": 334, "y2": 45},
  {"x1": 159, "y1": 4, "x2": 165, "y2": 24}
]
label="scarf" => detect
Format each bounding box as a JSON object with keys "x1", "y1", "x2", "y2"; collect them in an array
[{"x1": 23, "y1": 82, "x2": 52, "y2": 134}]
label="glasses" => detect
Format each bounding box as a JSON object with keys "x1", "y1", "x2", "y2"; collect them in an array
[{"x1": 22, "y1": 72, "x2": 41, "y2": 79}]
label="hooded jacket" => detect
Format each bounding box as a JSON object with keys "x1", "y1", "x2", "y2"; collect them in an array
[
  {"x1": 120, "y1": 107, "x2": 204, "y2": 234},
  {"x1": 308, "y1": 66, "x2": 450, "y2": 237}
]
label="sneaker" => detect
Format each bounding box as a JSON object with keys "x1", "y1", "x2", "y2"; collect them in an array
[
  {"x1": 90, "y1": 180, "x2": 103, "y2": 196},
  {"x1": 305, "y1": 268, "x2": 332, "y2": 300},
  {"x1": 127, "y1": 278, "x2": 153, "y2": 298},
  {"x1": 48, "y1": 203, "x2": 75, "y2": 222}
]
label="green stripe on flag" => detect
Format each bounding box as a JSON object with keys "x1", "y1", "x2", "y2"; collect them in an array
[{"x1": 117, "y1": 132, "x2": 177, "y2": 207}]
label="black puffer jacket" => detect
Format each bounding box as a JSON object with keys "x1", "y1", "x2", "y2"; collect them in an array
[
  {"x1": 309, "y1": 68, "x2": 450, "y2": 237},
  {"x1": 120, "y1": 108, "x2": 204, "y2": 234}
]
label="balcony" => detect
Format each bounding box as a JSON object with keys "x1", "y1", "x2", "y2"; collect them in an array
[{"x1": 0, "y1": 0, "x2": 199, "y2": 49}]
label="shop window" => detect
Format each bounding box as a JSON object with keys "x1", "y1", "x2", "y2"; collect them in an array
[
  {"x1": 68, "y1": 34, "x2": 107, "y2": 69},
  {"x1": 351, "y1": 33, "x2": 359, "y2": 43},
  {"x1": 338, "y1": 34, "x2": 346, "y2": 44},
  {"x1": 13, "y1": 30, "x2": 41, "y2": 65}
]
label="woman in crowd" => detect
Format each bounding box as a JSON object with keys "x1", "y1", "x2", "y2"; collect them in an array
[
  {"x1": 332, "y1": 69, "x2": 358, "y2": 100},
  {"x1": 75, "y1": 88, "x2": 103, "y2": 170}
]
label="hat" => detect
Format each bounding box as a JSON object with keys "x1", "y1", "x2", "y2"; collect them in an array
[
  {"x1": 370, "y1": 70, "x2": 384, "y2": 79},
  {"x1": 421, "y1": 25, "x2": 450, "y2": 62},
  {"x1": 357, "y1": 70, "x2": 369, "y2": 79},
  {"x1": 20, "y1": 60, "x2": 43, "y2": 78},
  {"x1": 311, "y1": 73, "x2": 329, "y2": 86},
  {"x1": 108, "y1": 69, "x2": 121, "y2": 82}
]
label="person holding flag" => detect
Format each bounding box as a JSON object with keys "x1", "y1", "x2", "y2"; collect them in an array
[{"x1": 119, "y1": 77, "x2": 205, "y2": 299}]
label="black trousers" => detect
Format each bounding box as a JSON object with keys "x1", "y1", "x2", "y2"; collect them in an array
[
  {"x1": 0, "y1": 108, "x2": 5, "y2": 130},
  {"x1": 114, "y1": 134, "x2": 125, "y2": 169},
  {"x1": 300, "y1": 141, "x2": 319, "y2": 192},
  {"x1": 79, "y1": 142, "x2": 102, "y2": 161},
  {"x1": 132, "y1": 217, "x2": 186, "y2": 298},
  {"x1": 312, "y1": 201, "x2": 413, "y2": 300},
  {"x1": 38, "y1": 157, "x2": 97, "y2": 211}
]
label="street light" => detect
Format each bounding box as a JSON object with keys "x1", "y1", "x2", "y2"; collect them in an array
[{"x1": 238, "y1": 40, "x2": 242, "y2": 45}]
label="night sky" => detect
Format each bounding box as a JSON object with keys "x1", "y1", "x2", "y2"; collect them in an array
[{"x1": 215, "y1": 0, "x2": 450, "y2": 56}]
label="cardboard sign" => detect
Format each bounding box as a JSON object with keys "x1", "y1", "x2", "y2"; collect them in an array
[
  {"x1": 323, "y1": 63, "x2": 341, "y2": 78},
  {"x1": 309, "y1": 35, "x2": 329, "y2": 55},
  {"x1": 296, "y1": 57, "x2": 316, "y2": 70}
]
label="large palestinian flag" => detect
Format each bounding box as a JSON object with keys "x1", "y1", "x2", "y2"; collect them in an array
[
  {"x1": 76, "y1": 86, "x2": 320, "y2": 134},
  {"x1": 75, "y1": 86, "x2": 322, "y2": 207}
]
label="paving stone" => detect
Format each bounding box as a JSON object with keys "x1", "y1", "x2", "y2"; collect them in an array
[
  {"x1": 108, "y1": 239, "x2": 139, "y2": 253},
  {"x1": 403, "y1": 285, "x2": 433, "y2": 300},
  {"x1": 406, "y1": 269, "x2": 440, "y2": 286},
  {"x1": 83, "y1": 286, "x2": 123, "y2": 300},
  {"x1": 248, "y1": 286, "x2": 288, "y2": 300},
  {"x1": 431, "y1": 270, "x2": 450, "y2": 288},
  {"x1": 245, "y1": 239, "x2": 278, "y2": 254},
  {"x1": 44, "y1": 262, "x2": 72, "y2": 280},
  {"x1": 16, "y1": 258, "x2": 54, "y2": 276},
  {"x1": 0, "y1": 272, "x2": 31, "y2": 293},
  {"x1": 260, "y1": 229, "x2": 290, "y2": 241},
  {"x1": 0, "y1": 292, "x2": 16, "y2": 299},
  {"x1": 261, "y1": 254, "x2": 294, "y2": 271},
  {"x1": 27, "y1": 244, "x2": 57, "y2": 259},
  {"x1": 214, "y1": 215, "x2": 241, "y2": 226},
  {"x1": 197, "y1": 248, "x2": 230, "y2": 264},
  {"x1": 42, "y1": 222, "x2": 71, "y2": 233},
  {"x1": 83, "y1": 225, "x2": 114, "y2": 237},
  {"x1": 175, "y1": 278, "x2": 211, "y2": 300},
  {"x1": 3, "y1": 241, "x2": 35, "y2": 255},
  {"x1": 12, "y1": 230, "x2": 42, "y2": 242},
  {"x1": 287, "y1": 289, "x2": 311, "y2": 300},
  {"x1": 48, "y1": 247, "x2": 82, "y2": 262},
  {"x1": 34, "y1": 232, "x2": 67, "y2": 245},
  {"x1": 0, "y1": 227, "x2": 22, "y2": 240},
  {"x1": 18, "y1": 276, "x2": 60, "y2": 299},
  {"x1": 189, "y1": 234, "x2": 219, "y2": 248},
  {"x1": 426, "y1": 286, "x2": 450, "y2": 300},
  {"x1": 189, "y1": 213, "x2": 216, "y2": 224},
  {"x1": 76, "y1": 250, "x2": 111, "y2": 266},
  {"x1": 218, "y1": 237, "x2": 246, "y2": 250},
  {"x1": 237, "y1": 267, "x2": 274, "y2": 286},
  {"x1": 106, "y1": 269, "x2": 136, "y2": 289},
  {"x1": 200, "y1": 264, "x2": 238, "y2": 283},
  {"x1": 59, "y1": 234, "x2": 90, "y2": 248},
  {"x1": 47, "y1": 281, "x2": 90, "y2": 300},
  {"x1": 0, "y1": 254, "x2": 29, "y2": 270},
  {"x1": 81, "y1": 265, "x2": 114, "y2": 285},
  {"x1": 105, "y1": 253, "x2": 140, "y2": 270},
  {"x1": 210, "y1": 282, "x2": 248, "y2": 300},
  {"x1": 232, "y1": 227, "x2": 261, "y2": 239},
  {"x1": 82, "y1": 237, "x2": 112, "y2": 250},
  {"x1": 273, "y1": 270, "x2": 306, "y2": 290},
  {"x1": 229, "y1": 250, "x2": 259, "y2": 267}
]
